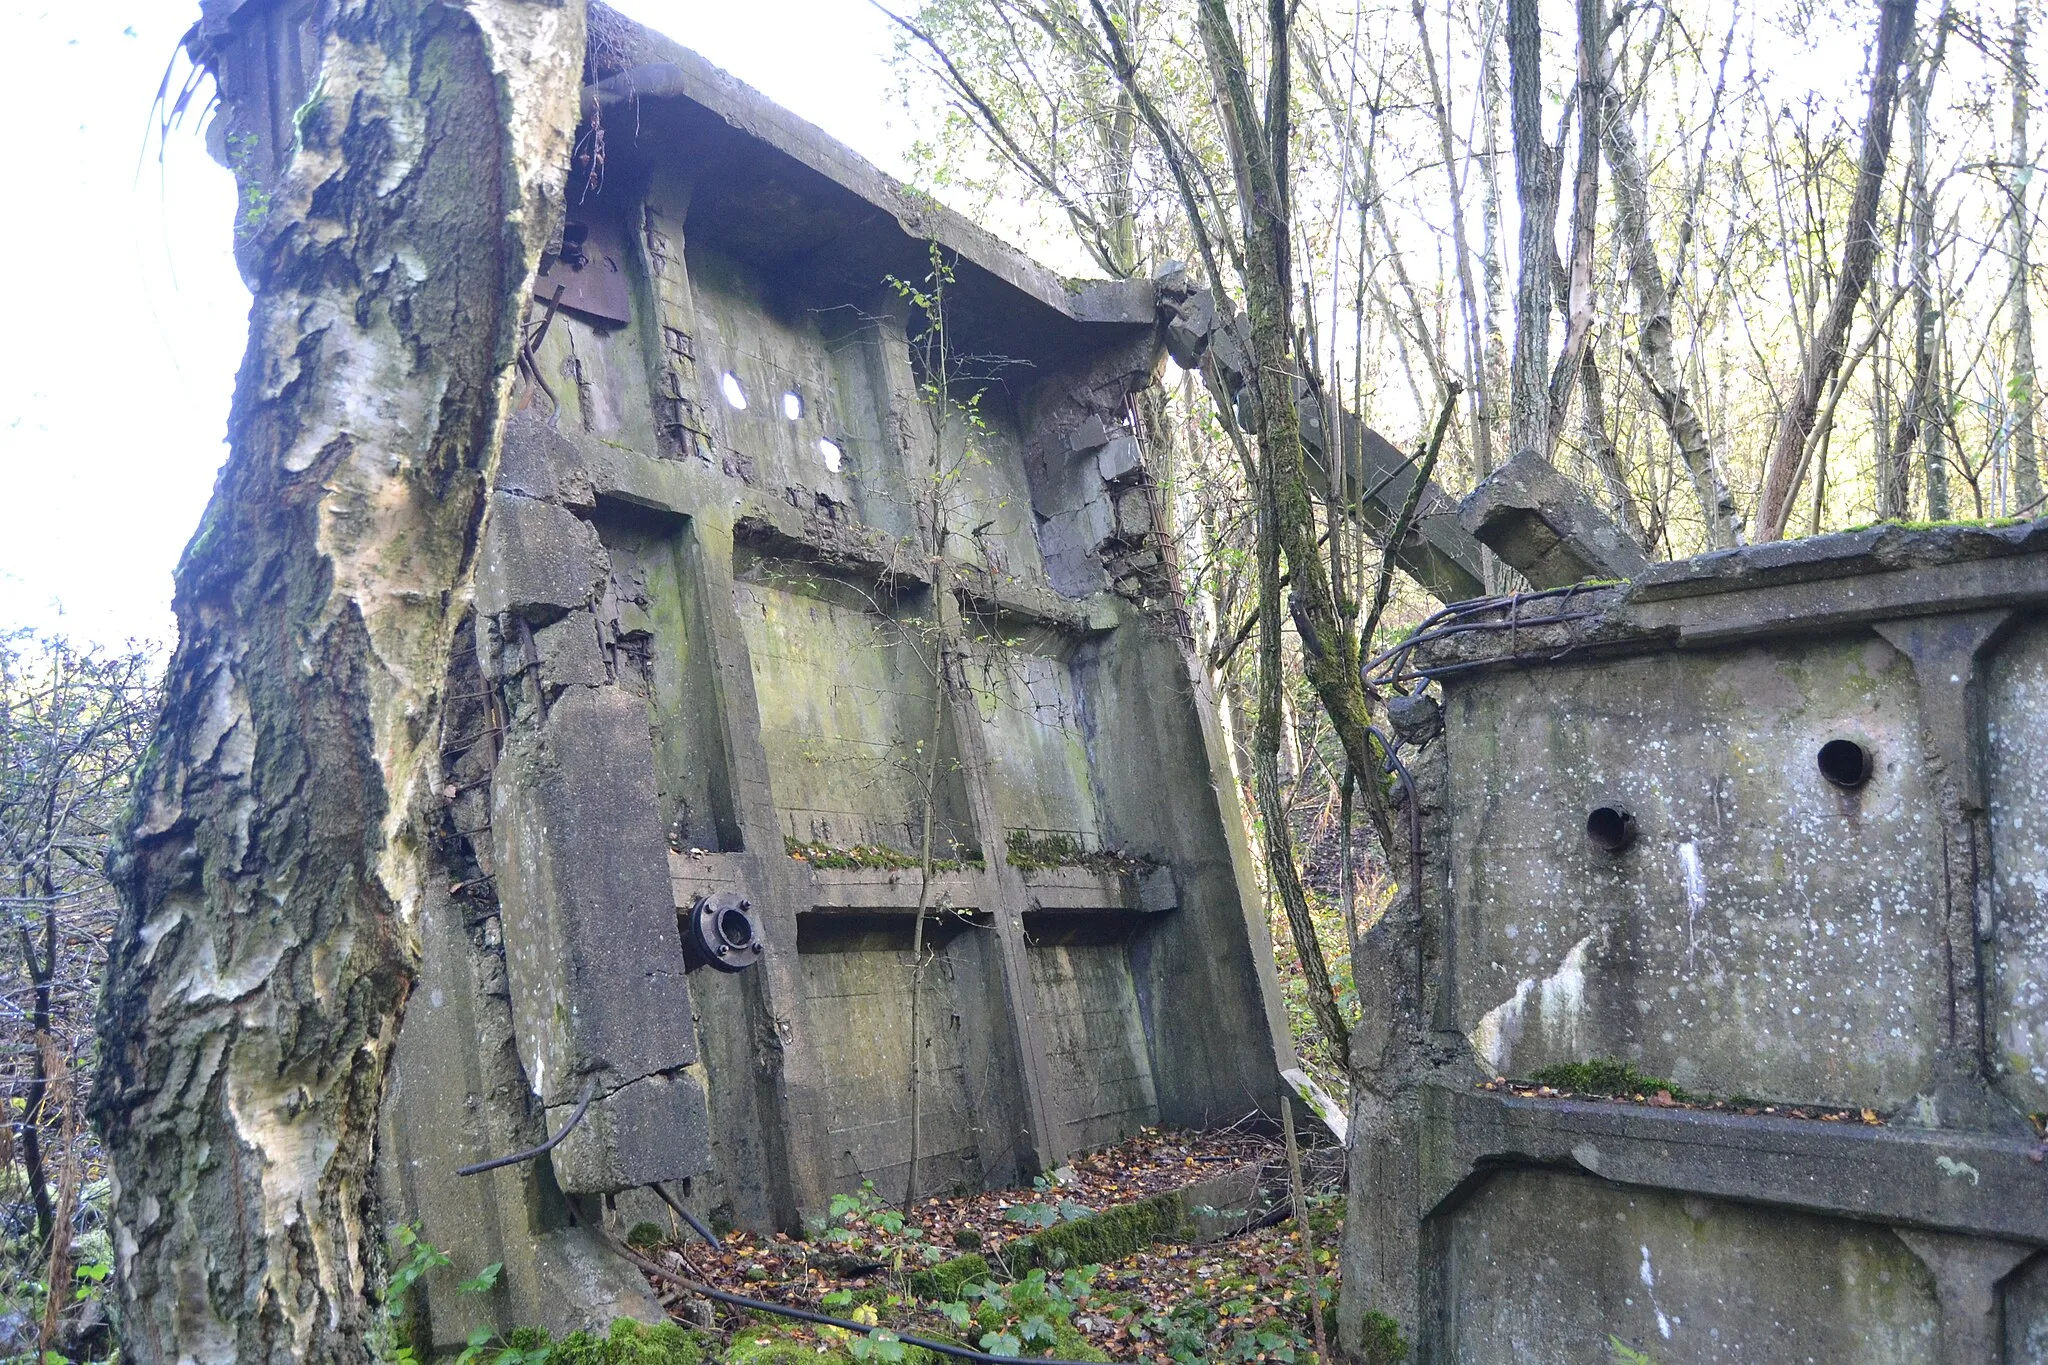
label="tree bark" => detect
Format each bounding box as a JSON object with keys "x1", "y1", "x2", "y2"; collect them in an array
[
  {"x1": 1411, "y1": 0, "x2": 1497, "y2": 480},
  {"x1": 2009, "y1": 0, "x2": 2042, "y2": 513},
  {"x1": 1754, "y1": 0, "x2": 1918, "y2": 539},
  {"x1": 93, "y1": 4, "x2": 586, "y2": 1361},
  {"x1": 1600, "y1": 72, "x2": 1743, "y2": 546},
  {"x1": 1889, "y1": 22, "x2": 1950, "y2": 519},
  {"x1": 1507, "y1": 0, "x2": 1558, "y2": 462}
]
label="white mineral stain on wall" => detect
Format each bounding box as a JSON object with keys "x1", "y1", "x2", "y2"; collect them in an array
[
  {"x1": 1470, "y1": 934, "x2": 1593, "y2": 1074},
  {"x1": 1677, "y1": 838, "x2": 1707, "y2": 974}
]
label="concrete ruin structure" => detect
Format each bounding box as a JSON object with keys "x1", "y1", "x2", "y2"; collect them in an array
[
  {"x1": 1344, "y1": 518, "x2": 2048, "y2": 1362},
  {"x1": 177, "y1": 13, "x2": 1321, "y2": 1348}
]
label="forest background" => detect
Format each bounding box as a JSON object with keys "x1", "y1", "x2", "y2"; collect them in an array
[{"x1": 0, "y1": 0, "x2": 2040, "y2": 1354}]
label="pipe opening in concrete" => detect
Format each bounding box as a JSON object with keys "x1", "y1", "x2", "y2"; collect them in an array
[
  {"x1": 717, "y1": 906, "x2": 755, "y2": 951},
  {"x1": 782, "y1": 390, "x2": 804, "y2": 420},
  {"x1": 1818, "y1": 738, "x2": 1873, "y2": 789},
  {"x1": 818, "y1": 438, "x2": 843, "y2": 472},
  {"x1": 720, "y1": 371, "x2": 748, "y2": 409},
  {"x1": 1586, "y1": 806, "x2": 1637, "y2": 852}
]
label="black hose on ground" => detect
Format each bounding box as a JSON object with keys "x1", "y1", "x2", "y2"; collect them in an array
[{"x1": 601, "y1": 1232, "x2": 1115, "y2": 1365}]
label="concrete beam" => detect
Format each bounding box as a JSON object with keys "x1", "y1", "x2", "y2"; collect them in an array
[{"x1": 1456, "y1": 450, "x2": 1650, "y2": 589}]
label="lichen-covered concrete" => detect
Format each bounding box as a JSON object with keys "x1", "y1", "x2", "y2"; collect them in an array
[
  {"x1": 1342, "y1": 519, "x2": 2048, "y2": 1362},
  {"x1": 357, "y1": 12, "x2": 1293, "y2": 1348}
]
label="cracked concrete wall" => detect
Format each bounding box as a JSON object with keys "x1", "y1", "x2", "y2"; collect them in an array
[
  {"x1": 1340, "y1": 521, "x2": 2048, "y2": 1362},
  {"x1": 376, "y1": 20, "x2": 1291, "y2": 1350}
]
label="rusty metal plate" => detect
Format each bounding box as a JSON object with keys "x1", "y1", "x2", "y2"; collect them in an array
[{"x1": 535, "y1": 214, "x2": 632, "y2": 326}]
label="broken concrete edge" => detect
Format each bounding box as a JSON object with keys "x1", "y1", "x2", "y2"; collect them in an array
[
  {"x1": 904, "y1": 1162, "x2": 1270, "y2": 1298},
  {"x1": 582, "y1": 43, "x2": 1153, "y2": 332},
  {"x1": 1398, "y1": 517, "x2": 2048, "y2": 678},
  {"x1": 1422, "y1": 1083, "x2": 2048, "y2": 1248},
  {"x1": 1456, "y1": 450, "x2": 1650, "y2": 590}
]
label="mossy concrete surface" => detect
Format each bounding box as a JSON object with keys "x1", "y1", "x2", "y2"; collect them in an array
[{"x1": 916, "y1": 1161, "x2": 1264, "y2": 1287}]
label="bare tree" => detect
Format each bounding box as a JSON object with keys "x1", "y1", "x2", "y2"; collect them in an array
[
  {"x1": 1755, "y1": 0, "x2": 1919, "y2": 539},
  {"x1": 2009, "y1": 0, "x2": 2042, "y2": 513},
  {"x1": 0, "y1": 633, "x2": 154, "y2": 1359}
]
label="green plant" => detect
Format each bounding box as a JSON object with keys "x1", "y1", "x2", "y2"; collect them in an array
[
  {"x1": 1609, "y1": 1336, "x2": 1659, "y2": 1364},
  {"x1": 938, "y1": 1266, "x2": 1104, "y2": 1360},
  {"x1": 1002, "y1": 1175, "x2": 1094, "y2": 1232},
  {"x1": 816, "y1": 1180, "x2": 946, "y2": 1276}
]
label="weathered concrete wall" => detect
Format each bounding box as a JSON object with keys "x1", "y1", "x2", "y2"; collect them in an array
[
  {"x1": 367, "y1": 16, "x2": 1293, "y2": 1347},
  {"x1": 1342, "y1": 521, "x2": 2048, "y2": 1362}
]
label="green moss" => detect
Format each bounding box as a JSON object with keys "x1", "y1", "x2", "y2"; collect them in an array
[
  {"x1": 1361, "y1": 1309, "x2": 1411, "y2": 1364},
  {"x1": 1004, "y1": 830, "x2": 1155, "y2": 876},
  {"x1": 1047, "y1": 1320, "x2": 1109, "y2": 1362},
  {"x1": 1526, "y1": 1059, "x2": 1697, "y2": 1104},
  {"x1": 907, "y1": 1252, "x2": 990, "y2": 1301},
  {"x1": 716, "y1": 1321, "x2": 939, "y2": 1365},
  {"x1": 720, "y1": 1323, "x2": 852, "y2": 1365},
  {"x1": 785, "y1": 837, "x2": 981, "y2": 873},
  {"x1": 1006, "y1": 1192, "x2": 1188, "y2": 1272},
  {"x1": 546, "y1": 1318, "x2": 708, "y2": 1364},
  {"x1": 625, "y1": 1221, "x2": 669, "y2": 1251},
  {"x1": 1839, "y1": 515, "x2": 2030, "y2": 533}
]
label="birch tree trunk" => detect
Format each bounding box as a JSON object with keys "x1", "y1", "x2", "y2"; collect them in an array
[
  {"x1": 92, "y1": 3, "x2": 586, "y2": 1360},
  {"x1": 1600, "y1": 77, "x2": 1743, "y2": 547},
  {"x1": 2010, "y1": 0, "x2": 2042, "y2": 513},
  {"x1": 1754, "y1": 0, "x2": 1917, "y2": 539},
  {"x1": 1889, "y1": 22, "x2": 1951, "y2": 520},
  {"x1": 1411, "y1": 0, "x2": 1496, "y2": 481},
  {"x1": 1506, "y1": 0, "x2": 1558, "y2": 462}
]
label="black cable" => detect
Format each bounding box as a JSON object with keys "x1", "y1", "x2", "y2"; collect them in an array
[
  {"x1": 456, "y1": 1075, "x2": 598, "y2": 1177},
  {"x1": 604, "y1": 1234, "x2": 1114, "y2": 1365},
  {"x1": 653, "y1": 1181, "x2": 721, "y2": 1249}
]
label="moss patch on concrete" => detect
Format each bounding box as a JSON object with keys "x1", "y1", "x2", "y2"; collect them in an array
[{"x1": 523, "y1": 1318, "x2": 711, "y2": 1364}]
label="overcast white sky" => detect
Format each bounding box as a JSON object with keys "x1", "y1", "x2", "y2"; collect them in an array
[{"x1": 0, "y1": 1, "x2": 913, "y2": 650}]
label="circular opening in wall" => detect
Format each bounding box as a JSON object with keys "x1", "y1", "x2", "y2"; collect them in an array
[
  {"x1": 782, "y1": 390, "x2": 804, "y2": 421},
  {"x1": 1586, "y1": 806, "x2": 1637, "y2": 853},
  {"x1": 720, "y1": 371, "x2": 748, "y2": 410},
  {"x1": 818, "y1": 437, "x2": 844, "y2": 472},
  {"x1": 717, "y1": 906, "x2": 756, "y2": 951},
  {"x1": 1818, "y1": 738, "x2": 1873, "y2": 789}
]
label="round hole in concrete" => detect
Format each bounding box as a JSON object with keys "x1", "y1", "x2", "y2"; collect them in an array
[
  {"x1": 720, "y1": 371, "x2": 748, "y2": 409},
  {"x1": 782, "y1": 390, "x2": 804, "y2": 420},
  {"x1": 818, "y1": 437, "x2": 843, "y2": 472},
  {"x1": 1586, "y1": 806, "x2": 1637, "y2": 853},
  {"x1": 1818, "y1": 738, "x2": 1873, "y2": 788}
]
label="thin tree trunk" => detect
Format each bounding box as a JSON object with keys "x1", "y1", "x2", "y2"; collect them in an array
[
  {"x1": 1411, "y1": 0, "x2": 1497, "y2": 479},
  {"x1": 1600, "y1": 77, "x2": 1742, "y2": 546},
  {"x1": 93, "y1": 4, "x2": 587, "y2": 1360},
  {"x1": 1507, "y1": 0, "x2": 1558, "y2": 462},
  {"x1": 1545, "y1": 0, "x2": 1605, "y2": 458},
  {"x1": 1479, "y1": 0, "x2": 1514, "y2": 457},
  {"x1": 1892, "y1": 12, "x2": 1952, "y2": 519},
  {"x1": 1580, "y1": 349, "x2": 1652, "y2": 546},
  {"x1": 1755, "y1": 0, "x2": 1919, "y2": 539},
  {"x1": 2010, "y1": 0, "x2": 2042, "y2": 512}
]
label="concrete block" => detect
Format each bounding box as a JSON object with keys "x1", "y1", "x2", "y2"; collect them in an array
[
  {"x1": 493, "y1": 686, "x2": 701, "y2": 1108},
  {"x1": 1097, "y1": 434, "x2": 1144, "y2": 484},
  {"x1": 533, "y1": 614, "x2": 608, "y2": 689},
  {"x1": 477, "y1": 493, "x2": 607, "y2": 625},
  {"x1": 1456, "y1": 449, "x2": 1650, "y2": 588},
  {"x1": 498, "y1": 410, "x2": 583, "y2": 504},
  {"x1": 1164, "y1": 288, "x2": 1216, "y2": 369},
  {"x1": 1112, "y1": 488, "x2": 1153, "y2": 540},
  {"x1": 549, "y1": 1069, "x2": 712, "y2": 1192},
  {"x1": 1066, "y1": 414, "x2": 1112, "y2": 453}
]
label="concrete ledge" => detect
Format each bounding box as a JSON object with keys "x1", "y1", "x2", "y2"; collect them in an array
[{"x1": 1421, "y1": 1083, "x2": 2048, "y2": 1246}]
